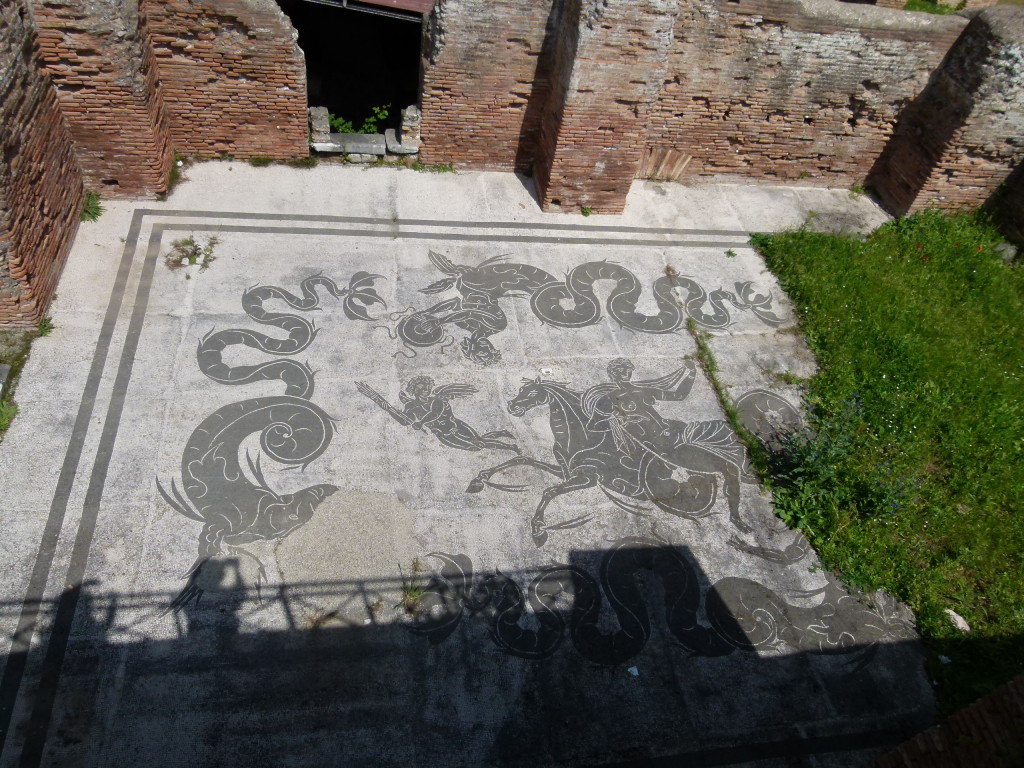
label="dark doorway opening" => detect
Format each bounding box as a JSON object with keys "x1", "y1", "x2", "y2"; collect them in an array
[{"x1": 278, "y1": 0, "x2": 423, "y2": 133}]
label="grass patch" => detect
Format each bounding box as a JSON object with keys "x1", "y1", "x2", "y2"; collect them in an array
[
  {"x1": 286, "y1": 155, "x2": 318, "y2": 169},
  {"x1": 0, "y1": 402, "x2": 17, "y2": 433},
  {"x1": 0, "y1": 329, "x2": 35, "y2": 441},
  {"x1": 410, "y1": 160, "x2": 454, "y2": 174},
  {"x1": 752, "y1": 209, "x2": 1024, "y2": 713},
  {"x1": 903, "y1": 0, "x2": 965, "y2": 13}
]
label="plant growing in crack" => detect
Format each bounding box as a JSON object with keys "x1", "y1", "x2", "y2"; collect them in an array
[
  {"x1": 396, "y1": 558, "x2": 427, "y2": 616},
  {"x1": 164, "y1": 235, "x2": 220, "y2": 274},
  {"x1": 81, "y1": 191, "x2": 104, "y2": 222}
]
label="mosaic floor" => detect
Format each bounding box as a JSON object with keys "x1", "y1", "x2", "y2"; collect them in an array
[{"x1": 0, "y1": 167, "x2": 930, "y2": 767}]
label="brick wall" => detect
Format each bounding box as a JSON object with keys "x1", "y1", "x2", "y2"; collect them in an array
[
  {"x1": 869, "y1": 6, "x2": 1024, "y2": 214},
  {"x1": 535, "y1": 0, "x2": 679, "y2": 213},
  {"x1": 0, "y1": 0, "x2": 83, "y2": 326},
  {"x1": 30, "y1": 0, "x2": 172, "y2": 198},
  {"x1": 143, "y1": 0, "x2": 308, "y2": 160},
  {"x1": 419, "y1": 0, "x2": 556, "y2": 172},
  {"x1": 645, "y1": 0, "x2": 967, "y2": 188}
]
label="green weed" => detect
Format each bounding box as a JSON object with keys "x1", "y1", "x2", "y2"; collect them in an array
[
  {"x1": 0, "y1": 329, "x2": 34, "y2": 442},
  {"x1": 0, "y1": 401, "x2": 17, "y2": 434},
  {"x1": 286, "y1": 155, "x2": 318, "y2": 169},
  {"x1": 903, "y1": 0, "x2": 965, "y2": 14},
  {"x1": 36, "y1": 317, "x2": 54, "y2": 337},
  {"x1": 687, "y1": 318, "x2": 767, "y2": 470},
  {"x1": 396, "y1": 558, "x2": 427, "y2": 616},
  {"x1": 581, "y1": 206, "x2": 593, "y2": 217},
  {"x1": 248, "y1": 156, "x2": 273, "y2": 167},
  {"x1": 163, "y1": 151, "x2": 189, "y2": 199},
  {"x1": 164, "y1": 235, "x2": 219, "y2": 273},
  {"x1": 81, "y1": 191, "x2": 104, "y2": 222},
  {"x1": 411, "y1": 160, "x2": 455, "y2": 174},
  {"x1": 328, "y1": 104, "x2": 391, "y2": 135},
  {"x1": 752, "y1": 209, "x2": 1024, "y2": 713}
]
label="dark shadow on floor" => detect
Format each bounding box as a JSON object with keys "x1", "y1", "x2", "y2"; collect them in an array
[{"x1": 0, "y1": 542, "x2": 943, "y2": 768}]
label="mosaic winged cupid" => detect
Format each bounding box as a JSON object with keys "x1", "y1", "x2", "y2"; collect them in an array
[{"x1": 356, "y1": 376, "x2": 519, "y2": 453}]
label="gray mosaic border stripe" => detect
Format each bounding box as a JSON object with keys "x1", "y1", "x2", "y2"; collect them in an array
[
  {"x1": 137, "y1": 208, "x2": 753, "y2": 238},
  {"x1": 160, "y1": 222, "x2": 748, "y2": 248},
  {"x1": 0, "y1": 209, "x2": 147, "y2": 755}
]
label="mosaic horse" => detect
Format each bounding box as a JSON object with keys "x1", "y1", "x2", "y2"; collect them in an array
[{"x1": 467, "y1": 379, "x2": 754, "y2": 545}]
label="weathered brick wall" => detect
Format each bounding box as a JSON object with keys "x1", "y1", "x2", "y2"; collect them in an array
[
  {"x1": 870, "y1": 6, "x2": 1024, "y2": 214},
  {"x1": 645, "y1": 0, "x2": 967, "y2": 187},
  {"x1": 30, "y1": 0, "x2": 172, "y2": 198},
  {"x1": 419, "y1": 0, "x2": 556, "y2": 172},
  {"x1": 144, "y1": 0, "x2": 308, "y2": 160},
  {"x1": 0, "y1": 0, "x2": 83, "y2": 326},
  {"x1": 535, "y1": 0, "x2": 678, "y2": 213}
]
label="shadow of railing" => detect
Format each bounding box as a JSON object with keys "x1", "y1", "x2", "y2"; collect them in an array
[{"x1": 0, "y1": 543, "x2": 941, "y2": 768}]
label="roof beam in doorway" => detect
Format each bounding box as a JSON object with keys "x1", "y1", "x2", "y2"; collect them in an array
[{"x1": 297, "y1": 0, "x2": 434, "y2": 22}]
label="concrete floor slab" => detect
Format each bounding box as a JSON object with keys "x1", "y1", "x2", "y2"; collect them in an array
[{"x1": 0, "y1": 166, "x2": 932, "y2": 768}]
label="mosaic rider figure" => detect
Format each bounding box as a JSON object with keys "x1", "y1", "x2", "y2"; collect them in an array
[
  {"x1": 582, "y1": 358, "x2": 749, "y2": 483},
  {"x1": 582, "y1": 358, "x2": 697, "y2": 454}
]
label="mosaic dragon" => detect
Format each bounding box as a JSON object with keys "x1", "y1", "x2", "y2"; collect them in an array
[{"x1": 158, "y1": 273, "x2": 384, "y2": 609}]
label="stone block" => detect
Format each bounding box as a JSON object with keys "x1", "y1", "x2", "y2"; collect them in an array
[
  {"x1": 309, "y1": 106, "x2": 331, "y2": 143},
  {"x1": 385, "y1": 129, "x2": 420, "y2": 155},
  {"x1": 311, "y1": 133, "x2": 386, "y2": 156}
]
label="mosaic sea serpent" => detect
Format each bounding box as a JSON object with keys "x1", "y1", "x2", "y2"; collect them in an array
[
  {"x1": 158, "y1": 272, "x2": 385, "y2": 609},
  {"x1": 396, "y1": 251, "x2": 783, "y2": 364},
  {"x1": 414, "y1": 536, "x2": 916, "y2": 663}
]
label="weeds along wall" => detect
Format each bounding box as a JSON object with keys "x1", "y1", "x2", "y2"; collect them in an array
[
  {"x1": 142, "y1": 0, "x2": 308, "y2": 160},
  {"x1": 0, "y1": 0, "x2": 84, "y2": 327}
]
